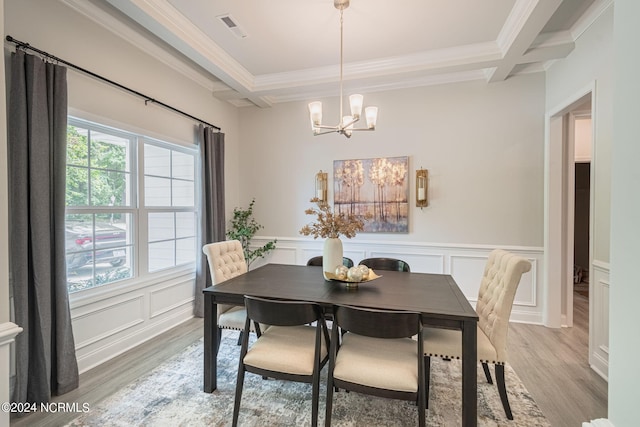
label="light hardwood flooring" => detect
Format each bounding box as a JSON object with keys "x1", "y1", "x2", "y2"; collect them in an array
[
  {"x1": 12, "y1": 292, "x2": 607, "y2": 426},
  {"x1": 509, "y1": 292, "x2": 608, "y2": 426}
]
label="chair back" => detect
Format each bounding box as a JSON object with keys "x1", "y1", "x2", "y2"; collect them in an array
[
  {"x1": 245, "y1": 295, "x2": 323, "y2": 327},
  {"x1": 476, "y1": 249, "x2": 531, "y2": 361},
  {"x1": 202, "y1": 240, "x2": 247, "y2": 285},
  {"x1": 359, "y1": 257, "x2": 410, "y2": 272},
  {"x1": 306, "y1": 256, "x2": 354, "y2": 268},
  {"x1": 333, "y1": 305, "x2": 420, "y2": 339}
]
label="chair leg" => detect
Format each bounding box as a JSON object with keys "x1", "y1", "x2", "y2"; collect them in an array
[
  {"x1": 495, "y1": 364, "x2": 513, "y2": 420},
  {"x1": 482, "y1": 362, "x2": 493, "y2": 384},
  {"x1": 232, "y1": 365, "x2": 246, "y2": 427},
  {"x1": 236, "y1": 330, "x2": 243, "y2": 346},
  {"x1": 325, "y1": 371, "x2": 335, "y2": 426}
]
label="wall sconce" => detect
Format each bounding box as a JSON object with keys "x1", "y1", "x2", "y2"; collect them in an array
[
  {"x1": 315, "y1": 170, "x2": 328, "y2": 203},
  {"x1": 416, "y1": 169, "x2": 428, "y2": 208}
]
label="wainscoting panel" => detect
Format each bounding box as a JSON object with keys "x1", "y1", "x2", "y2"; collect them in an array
[
  {"x1": 149, "y1": 278, "x2": 195, "y2": 319},
  {"x1": 253, "y1": 237, "x2": 545, "y2": 324},
  {"x1": 590, "y1": 260, "x2": 609, "y2": 380},
  {"x1": 70, "y1": 271, "x2": 195, "y2": 373}
]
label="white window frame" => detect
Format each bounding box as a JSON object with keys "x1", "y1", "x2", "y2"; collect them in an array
[{"x1": 65, "y1": 117, "x2": 198, "y2": 295}]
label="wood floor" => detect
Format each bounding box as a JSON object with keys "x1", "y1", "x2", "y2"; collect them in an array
[
  {"x1": 509, "y1": 292, "x2": 608, "y2": 426},
  {"x1": 12, "y1": 292, "x2": 607, "y2": 426}
]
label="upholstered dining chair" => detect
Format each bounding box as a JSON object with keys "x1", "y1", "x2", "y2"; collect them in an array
[
  {"x1": 232, "y1": 296, "x2": 330, "y2": 427},
  {"x1": 325, "y1": 305, "x2": 425, "y2": 427},
  {"x1": 359, "y1": 257, "x2": 410, "y2": 272},
  {"x1": 423, "y1": 249, "x2": 531, "y2": 420},
  {"x1": 202, "y1": 240, "x2": 255, "y2": 348},
  {"x1": 306, "y1": 256, "x2": 354, "y2": 268}
]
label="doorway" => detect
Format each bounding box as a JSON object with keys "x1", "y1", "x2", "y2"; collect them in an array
[
  {"x1": 544, "y1": 88, "x2": 593, "y2": 328},
  {"x1": 544, "y1": 84, "x2": 598, "y2": 370}
]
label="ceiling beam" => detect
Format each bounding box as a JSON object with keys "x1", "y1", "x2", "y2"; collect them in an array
[{"x1": 488, "y1": 0, "x2": 563, "y2": 82}]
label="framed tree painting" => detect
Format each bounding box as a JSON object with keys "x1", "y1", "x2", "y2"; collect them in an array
[{"x1": 333, "y1": 156, "x2": 409, "y2": 233}]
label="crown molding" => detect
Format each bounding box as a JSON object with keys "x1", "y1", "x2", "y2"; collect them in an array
[
  {"x1": 570, "y1": 0, "x2": 614, "y2": 40},
  {"x1": 61, "y1": 0, "x2": 222, "y2": 93}
]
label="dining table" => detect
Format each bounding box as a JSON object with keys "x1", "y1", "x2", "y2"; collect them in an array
[{"x1": 203, "y1": 263, "x2": 479, "y2": 426}]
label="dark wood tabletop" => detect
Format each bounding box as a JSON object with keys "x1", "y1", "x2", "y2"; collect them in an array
[{"x1": 203, "y1": 263, "x2": 478, "y2": 426}]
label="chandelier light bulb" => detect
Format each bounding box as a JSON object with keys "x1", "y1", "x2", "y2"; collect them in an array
[
  {"x1": 349, "y1": 94, "x2": 363, "y2": 119},
  {"x1": 365, "y1": 106, "x2": 378, "y2": 129}
]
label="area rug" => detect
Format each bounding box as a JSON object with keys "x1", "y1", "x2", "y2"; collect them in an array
[{"x1": 66, "y1": 334, "x2": 550, "y2": 426}]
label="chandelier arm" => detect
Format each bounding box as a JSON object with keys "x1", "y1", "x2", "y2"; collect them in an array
[
  {"x1": 348, "y1": 127, "x2": 375, "y2": 132},
  {"x1": 341, "y1": 116, "x2": 360, "y2": 128},
  {"x1": 313, "y1": 129, "x2": 343, "y2": 136},
  {"x1": 313, "y1": 124, "x2": 341, "y2": 130}
]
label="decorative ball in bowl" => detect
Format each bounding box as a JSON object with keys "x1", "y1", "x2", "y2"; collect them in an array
[
  {"x1": 347, "y1": 266, "x2": 363, "y2": 282},
  {"x1": 334, "y1": 265, "x2": 348, "y2": 280}
]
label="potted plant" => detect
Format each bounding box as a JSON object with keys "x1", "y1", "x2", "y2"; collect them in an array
[{"x1": 227, "y1": 198, "x2": 277, "y2": 268}]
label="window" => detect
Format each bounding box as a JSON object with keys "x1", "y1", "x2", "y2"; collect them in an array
[
  {"x1": 143, "y1": 141, "x2": 197, "y2": 273},
  {"x1": 65, "y1": 118, "x2": 197, "y2": 293}
]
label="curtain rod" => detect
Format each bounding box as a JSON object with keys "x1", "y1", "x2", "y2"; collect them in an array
[{"x1": 5, "y1": 35, "x2": 221, "y2": 132}]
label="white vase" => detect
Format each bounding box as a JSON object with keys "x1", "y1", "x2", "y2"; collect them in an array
[{"x1": 322, "y1": 237, "x2": 343, "y2": 280}]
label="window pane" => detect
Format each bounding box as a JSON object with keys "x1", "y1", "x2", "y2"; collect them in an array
[
  {"x1": 67, "y1": 126, "x2": 88, "y2": 167},
  {"x1": 90, "y1": 169, "x2": 130, "y2": 206},
  {"x1": 144, "y1": 144, "x2": 171, "y2": 177},
  {"x1": 176, "y1": 237, "x2": 195, "y2": 266},
  {"x1": 172, "y1": 151, "x2": 194, "y2": 180},
  {"x1": 90, "y1": 132, "x2": 129, "y2": 172},
  {"x1": 66, "y1": 213, "x2": 133, "y2": 292},
  {"x1": 149, "y1": 241, "x2": 175, "y2": 272},
  {"x1": 149, "y1": 212, "x2": 175, "y2": 242},
  {"x1": 66, "y1": 166, "x2": 89, "y2": 206},
  {"x1": 176, "y1": 212, "x2": 195, "y2": 238},
  {"x1": 172, "y1": 180, "x2": 194, "y2": 207},
  {"x1": 145, "y1": 176, "x2": 171, "y2": 206}
]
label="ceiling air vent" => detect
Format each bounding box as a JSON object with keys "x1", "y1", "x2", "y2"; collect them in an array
[{"x1": 217, "y1": 14, "x2": 247, "y2": 39}]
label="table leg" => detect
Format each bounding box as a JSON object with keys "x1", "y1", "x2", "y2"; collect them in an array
[
  {"x1": 462, "y1": 319, "x2": 477, "y2": 426},
  {"x1": 204, "y1": 293, "x2": 219, "y2": 392}
]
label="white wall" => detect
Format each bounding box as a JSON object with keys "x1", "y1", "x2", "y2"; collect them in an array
[
  {"x1": 239, "y1": 75, "x2": 546, "y2": 247},
  {"x1": 546, "y1": 5, "x2": 613, "y2": 265},
  {"x1": 3, "y1": 0, "x2": 240, "y2": 372},
  {"x1": 610, "y1": 1, "x2": 640, "y2": 425}
]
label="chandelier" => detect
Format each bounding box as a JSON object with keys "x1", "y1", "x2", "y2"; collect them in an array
[{"x1": 308, "y1": 0, "x2": 378, "y2": 138}]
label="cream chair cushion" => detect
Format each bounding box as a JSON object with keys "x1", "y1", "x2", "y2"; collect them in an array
[
  {"x1": 334, "y1": 333, "x2": 419, "y2": 393},
  {"x1": 202, "y1": 240, "x2": 249, "y2": 330},
  {"x1": 243, "y1": 325, "x2": 327, "y2": 375}
]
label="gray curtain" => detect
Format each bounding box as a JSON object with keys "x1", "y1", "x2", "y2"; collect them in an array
[
  {"x1": 8, "y1": 51, "x2": 79, "y2": 404},
  {"x1": 194, "y1": 125, "x2": 225, "y2": 317}
]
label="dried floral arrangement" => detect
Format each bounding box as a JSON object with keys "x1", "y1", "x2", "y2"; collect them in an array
[{"x1": 299, "y1": 198, "x2": 368, "y2": 239}]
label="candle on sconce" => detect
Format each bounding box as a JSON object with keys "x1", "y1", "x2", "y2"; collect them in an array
[
  {"x1": 315, "y1": 170, "x2": 328, "y2": 202},
  {"x1": 416, "y1": 169, "x2": 428, "y2": 207}
]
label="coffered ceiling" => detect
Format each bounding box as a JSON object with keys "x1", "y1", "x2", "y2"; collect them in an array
[{"x1": 63, "y1": 0, "x2": 606, "y2": 108}]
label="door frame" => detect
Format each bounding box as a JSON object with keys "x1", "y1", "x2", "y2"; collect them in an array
[{"x1": 543, "y1": 82, "x2": 595, "y2": 328}]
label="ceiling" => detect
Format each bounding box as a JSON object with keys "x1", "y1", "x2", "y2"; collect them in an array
[{"x1": 64, "y1": 0, "x2": 604, "y2": 108}]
